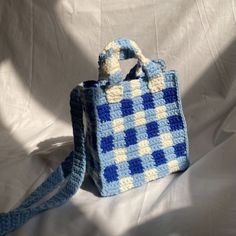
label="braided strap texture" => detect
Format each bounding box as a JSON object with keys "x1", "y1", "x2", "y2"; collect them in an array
[{"x1": 77, "y1": 38, "x2": 189, "y2": 196}]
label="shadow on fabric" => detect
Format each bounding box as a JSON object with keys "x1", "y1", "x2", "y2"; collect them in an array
[
  {"x1": 0, "y1": 1, "x2": 103, "y2": 234},
  {"x1": 30, "y1": 136, "x2": 100, "y2": 197},
  {"x1": 0, "y1": 0, "x2": 94, "y2": 122}
]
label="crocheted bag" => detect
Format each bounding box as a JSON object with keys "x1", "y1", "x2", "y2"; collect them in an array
[{"x1": 0, "y1": 38, "x2": 189, "y2": 235}]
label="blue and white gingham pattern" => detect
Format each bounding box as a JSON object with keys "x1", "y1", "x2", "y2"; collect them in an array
[
  {"x1": 77, "y1": 39, "x2": 189, "y2": 196},
  {"x1": 90, "y1": 70, "x2": 189, "y2": 196},
  {"x1": 78, "y1": 38, "x2": 189, "y2": 196}
]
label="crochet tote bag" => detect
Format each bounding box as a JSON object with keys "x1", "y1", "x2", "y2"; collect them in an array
[{"x1": 0, "y1": 38, "x2": 189, "y2": 235}]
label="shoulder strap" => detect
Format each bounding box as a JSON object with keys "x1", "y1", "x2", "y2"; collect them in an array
[{"x1": 0, "y1": 88, "x2": 86, "y2": 236}]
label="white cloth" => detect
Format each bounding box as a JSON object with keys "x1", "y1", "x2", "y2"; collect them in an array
[{"x1": 0, "y1": 0, "x2": 236, "y2": 235}]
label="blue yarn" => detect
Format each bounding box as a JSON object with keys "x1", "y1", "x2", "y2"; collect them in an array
[
  {"x1": 125, "y1": 128, "x2": 137, "y2": 146},
  {"x1": 142, "y1": 93, "x2": 155, "y2": 109},
  {"x1": 152, "y1": 150, "x2": 167, "y2": 166},
  {"x1": 101, "y1": 135, "x2": 114, "y2": 153},
  {"x1": 121, "y1": 99, "x2": 134, "y2": 116},
  {"x1": 97, "y1": 104, "x2": 111, "y2": 122},
  {"x1": 128, "y1": 158, "x2": 144, "y2": 175},
  {"x1": 104, "y1": 165, "x2": 119, "y2": 183},
  {"x1": 146, "y1": 121, "x2": 159, "y2": 138}
]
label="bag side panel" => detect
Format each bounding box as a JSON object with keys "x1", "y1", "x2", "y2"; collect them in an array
[{"x1": 81, "y1": 87, "x2": 104, "y2": 192}]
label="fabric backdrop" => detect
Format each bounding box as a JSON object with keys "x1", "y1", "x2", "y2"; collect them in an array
[{"x1": 0, "y1": 0, "x2": 236, "y2": 235}]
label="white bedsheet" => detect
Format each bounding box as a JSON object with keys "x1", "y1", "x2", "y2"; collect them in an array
[{"x1": 0, "y1": 0, "x2": 236, "y2": 235}]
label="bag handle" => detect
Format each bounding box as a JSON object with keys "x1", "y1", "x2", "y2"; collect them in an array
[
  {"x1": 0, "y1": 88, "x2": 86, "y2": 236},
  {"x1": 99, "y1": 38, "x2": 165, "y2": 103},
  {"x1": 125, "y1": 59, "x2": 166, "y2": 80},
  {"x1": 98, "y1": 38, "x2": 152, "y2": 85}
]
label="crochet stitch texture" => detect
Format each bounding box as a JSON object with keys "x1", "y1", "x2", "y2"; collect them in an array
[{"x1": 73, "y1": 38, "x2": 189, "y2": 196}]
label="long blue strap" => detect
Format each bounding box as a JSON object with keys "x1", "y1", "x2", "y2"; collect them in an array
[{"x1": 0, "y1": 88, "x2": 86, "y2": 236}]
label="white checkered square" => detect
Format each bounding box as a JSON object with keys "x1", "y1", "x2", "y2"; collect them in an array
[
  {"x1": 160, "y1": 132, "x2": 173, "y2": 148},
  {"x1": 138, "y1": 140, "x2": 151, "y2": 156},
  {"x1": 134, "y1": 111, "x2": 146, "y2": 127},
  {"x1": 168, "y1": 160, "x2": 180, "y2": 172},
  {"x1": 130, "y1": 80, "x2": 141, "y2": 97},
  {"x1": 119, "y1": 177, "x2": 134, "y2": 192},
  {"x1": 112, "y1": 117, "x2": 124, "y2": 133},
  {"x1": 144, "y1": 168, "x2": 158, "y2": 181},
  {"x1": 148, "y1": 75, "x2": 165, "y2": 93},
  {"x1": 155, "y1": 105, "x2": 167, "y2": 120},
  {"x1": 114, "y1": 148, "x2": 127, "y2": 163}
]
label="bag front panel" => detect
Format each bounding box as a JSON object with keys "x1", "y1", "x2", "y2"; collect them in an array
[{"x1": 95, "y1": 71, "x2": 189, "y2": 196}]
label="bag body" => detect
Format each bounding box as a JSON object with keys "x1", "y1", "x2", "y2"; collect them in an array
[{"x1": 71, "y1": 38, "x2": 189, "y2": 196}]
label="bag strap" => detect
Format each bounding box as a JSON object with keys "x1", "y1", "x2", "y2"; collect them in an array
[{"x1": 0, "y1": 88, "x2": 86, "y2": 236}]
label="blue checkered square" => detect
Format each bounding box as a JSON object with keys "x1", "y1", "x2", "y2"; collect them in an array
[
  {"x1": 168, "y1": 115, "x2": 184, "y2": 131},
  {"x1": 174, "y1": 142, "x2": 186, "y2": 157},
  {"x1": 121, "y1": 99, "x2": 133, "y2": 116},
  {"x1": 125, "y1": 128, "x2": 137, "y2": 147},
  {"x1": 146, "y1": 121, "x2": 159, "y2": 138},
  {"x1": 152, "y1": 150, "x2": 167, "y2": 166},
  {"x1": 97, "y1": 104, "x2": 111, "y2": 122},
  {"x1": 104, "y1": 165, "x2": 118, "y2": 182},
  {"x1": 101, "y1": 135, "x2": 114, "y2": 153},
  {"x1": 128, "y1": 158, "x2": 144, "y2": 175},
  {"x1": 142, "y1": 93, "x2": 155, "y2": 109},
  {"x1": 163, "y1": 88, "x2": 177, "y2": 103}
]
